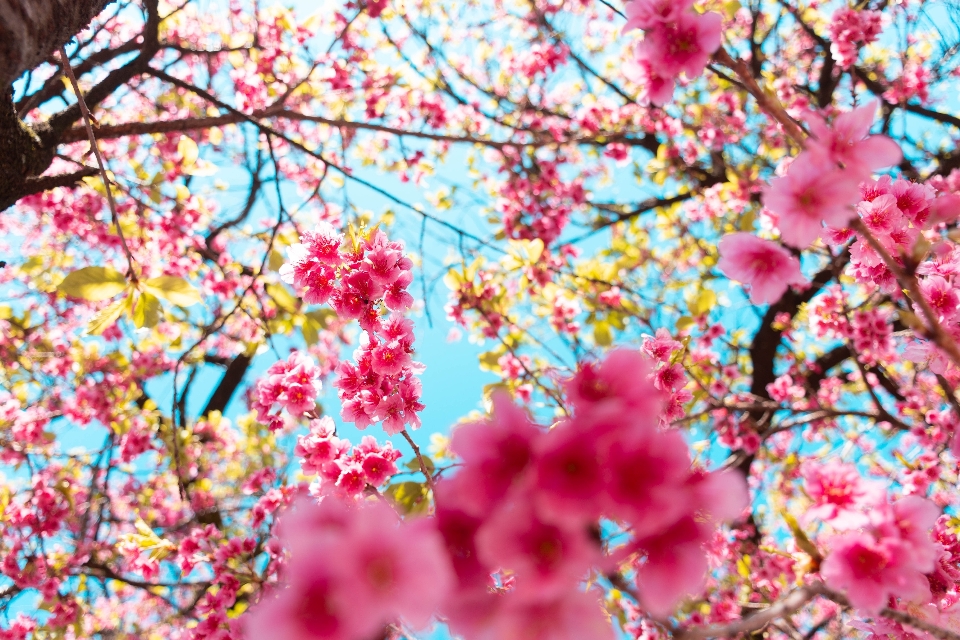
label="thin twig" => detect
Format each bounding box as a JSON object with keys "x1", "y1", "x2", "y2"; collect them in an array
[
  {"x1": 59, "y1": 47, "x2": 137, "y2": 277},
  {"x1": 712, "y1": 46, "x2": 808, "y2": 145},
  {"x1": 400, "y1": 430, "x2": 435, "y2": 493}
]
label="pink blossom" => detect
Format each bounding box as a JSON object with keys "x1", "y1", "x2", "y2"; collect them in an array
[
  {"x1": 371, "y1": 340, "x2": 411, "y2": 376},
  {"x1": 375, "y1": 394, "x2": 406, "y2": 435},
  {"x1": 281, "y1": 383, "x2": 317, "y2": 416},
  {"x1": 334, "y1": 462, "x2": 366, "y2": 495},
  {"x1": 717, "y1": 233, "x2": 807, "y2": 303},
  {"x1": 763, "y1": 154, "x2": 862, "y2": 247},
  {"x1": 829, "y1": 8, "x2": 883, "y2": 69},
  {"x1": 858, "y1": 194, "x2": 903, "y2": 234},
  {"x1": 624, "y1": 0, "x2": 695, "y2": 31},
  {"x1": 366, "y1": 0, "x2": 388, "y2": 18},
  {"x1": 821, "y1": 532, "x2": 930, "y2": 614},
  {"x1": 385, "y1": 271, "x2": 415, "y2": 310},
  {"x1": 930, "y1": 194, "x2": 960, "y2": 226},
  {"x1": 806, "y1": 100, "x2": 903, "y2": 180},
  {"x1": 903, "y1": 339, "x2": 949, "y2": 375},
  {"x1": 564, "y1": 349, "x2": 660, "y2": 420},
  {"x1": 883, "y1": 496, "x2": 941, "y2": 570},
  {"x1": 246, "y1": 497, "x2": 453, "y2": 640},
  {"x1": 653, "y1": 362, "x2": 686, "y2": 391},
  {"x1": 890, "y1": 177, "x2": 933, "y2": 225},
  {"x1": 482, "y1": 588, "x2": 614, "y2": 640},
  {"x1": 361, "y1": 453, "x2": 396, "y2": 486},
  {"x1": 623, "y1": 48, "x2": 676, "y2": 107},
  {"x1": 642, "y1": 328, "x2": 682, "y2": 362},
  {"x1": 919, "y1": 275, "x2": 960, "y2": 321},
  {"x1": 602, "y1": 429, "x2": 692, "y2": 537},
  {"x1": 633, "y1": 516, "x2": 710, "y2": 617},
  {"x1": 639, "y1": 11, "x2": 722, "y2": 80},
  {"x1": 533, "y1": 421, "x2": 606, "y2": 524},
  {"x1": 686, "y1": 468, "x2": 749, "y2": 525},
  {"x1": 300, "y1": 222, "x2": 343, "y2": 264},
  {"x1": 802, "y1": 461, "x2": 879, "y2": 528},
  {"x1": 448, "y1": 393, "x2": 542, "y2": 517},
  {"x1": 335, "y1": 508, "x2": 453, "y2": 629},
  {"x1": 475, "y1": 498, "x2": 598, "y2": 599},
  {"x1": 434, "y1": 482, "x2": 490, "y2": 587}
]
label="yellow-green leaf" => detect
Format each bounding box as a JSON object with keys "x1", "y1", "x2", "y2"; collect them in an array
[
  {"x1": 58, "y1": 267, "x2": 127, "y2": 301},
  {"x1": 133, "y1": 292, "x2": 161, "y2": 329},
  {"x1": 478, "y1": 349, "x2": 503, "y2": 373},
  {"x1": 676, "y1": 316, "x2": 695, "y2": 332},
  {"x1": 688, "y1": 289, "x2": 717, "y2": 317},
  {"x1": 178, "y1": 137, "x2": 199, "y2": 167},
  {"x1": 723, "y1": 0, "x2": 742, "y2": 20},
  {"x1": 594, "y1": 321, "x2": 613, "y2": 347},
  {"x1": 302, "y1": 316, "x2": 319, "y2": 346},
  {"x1": 782, "y1": 511, "x2": 822, "y2": 562},
  {"x1": 86, "y1": 297, "x2": 127, "y2": 335},
  {"x1": 143, "y1": 276, "x2": 202, "y2": 307},
  {"x1": 268, "y1": 250, "x2": 286, "y2": 272},
  {"x1": 385, "y1": 481, "x2": 429, "y2": 515},
  {"x1": 503, "y1": 238, "x2": 545, "y2": 270},
  {"x1": 267, "y1": 282, "x2": 299, "y2": 313}
]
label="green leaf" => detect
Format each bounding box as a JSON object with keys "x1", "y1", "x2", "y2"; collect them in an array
[
  {"x1": 306, "y1": 309, "x2": 337, "y2": 327},
  {"x1": 268, "y1": 250, "x2": 286, "y2": 272},
  {"x1": 404, "y1": 455, "x2": 436, "y2": 476},
  {"x1": 302, "y1": 316, "x2": 319, "y2": 346},
  {"x1": 385, "y1": 481, "x2": 428, "y2": 515},
  {"x1": 267, "y1": 282, "x2": 299, "y2": 313},
  {"x1": 178, "y1": 137, "x2": 199, "y2": 166},
  {"x1": 58, "y1": 267, "x2": 127, "y2": 301},
  {"x1": 132, "y1": 292, "x2": 161, "y2": 329},
  {"x1": 593, "y1": 321, "x2": 612, "y2": 347},
  {"x1": 86, "y1": 297, "x2": 127, "y2": 335},
  {"x1": 688, "y1": 289, "x2": 717, "y2": 317},
  {"x1": 478, "y1": 349, "x2": 503, "y2": 373},
  {"x1": 782, "y1": 511, "x2": 822, "y2": 562},
  {"x1": 676, "y1": 316, "x2": 695, "y2": 332},
  {"x1": 143, "y1": 276, "x2": 201, "y2": 307}
]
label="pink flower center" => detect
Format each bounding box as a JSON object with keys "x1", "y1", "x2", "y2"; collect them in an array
[
  {"x1": 366, "y1": 555, "x2": 397, "y2": 591},
  {"x1": 850, "y1": 543, "x2": 888, "y2": 580},
  {"x1": 296, "y1": 581, "x2": 339, "y2": 636}
]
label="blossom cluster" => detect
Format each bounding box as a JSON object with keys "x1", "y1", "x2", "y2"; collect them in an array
[
  {"x1": 244, "y1": 350, "x2": 746, "y2": 640},
  {"x1": 804, "y1": 461, "x2": 944, "y2": 615},
  {"x1": 642, "y1": 328, "x2": 692, "y2": 423},
  {"x1": 252, "y1": 350, "x2": 324, "y2": 430},
  {"x1": 718, "y1": 100, "x2": 902, "y2": 304},
  {"x1": 828, "y1": 7, "x2": 882, "y2": 70},
  {"x1": 295, "y1": 415, "x2": 402, "y2": 497},
  {"x1": 245, "y1": 496, "x2": 452, "y2": 640},
  {"x1": 334, "y1": 315, "x2": 425, "y2": 433},
  {"x1": 436, "y1": 349, "x2": 747, "y2": 636},
  {"x1": 280, "y1": 224, "x2": 423, "y2": 433},
  {"x1": 623, "y1": 0, "x2": 722, "y2": 106}
]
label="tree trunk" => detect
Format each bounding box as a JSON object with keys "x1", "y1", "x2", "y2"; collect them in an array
[{"x1": 0, "y1": 0, "x2": 114, "y2": 90}]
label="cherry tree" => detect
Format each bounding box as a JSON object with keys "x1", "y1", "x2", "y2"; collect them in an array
[{"x1": 3, "y1": 0, "x2": 960, "y2": 638}]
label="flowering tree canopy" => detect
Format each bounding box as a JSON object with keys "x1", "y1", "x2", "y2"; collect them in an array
[{"x1": 4, "y1": 0, "x2": 960, "y2": 638}]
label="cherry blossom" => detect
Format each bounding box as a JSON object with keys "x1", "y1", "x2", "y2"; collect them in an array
[{"x1": 717, "y1": 233, "x2": 807, "y2": 304}]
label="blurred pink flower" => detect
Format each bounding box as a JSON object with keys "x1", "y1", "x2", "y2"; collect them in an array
[
  {"x1": 717, "y1": 233, "x2": 807, "y2": 303},
  {"x1": 763, "y1": 154, "x2": 862, "y2": 247}
]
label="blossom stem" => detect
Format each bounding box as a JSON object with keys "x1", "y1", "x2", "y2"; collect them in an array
[
  {"x1": 818, "y1": 584, "x2": 960, "y2": 640},
  {"x1": 712, "y1": 46, "x2": 807, "y2": 146},
  {"x1": 675, "y1": 583, "x2": 821, "y2": 639},
  {"x1": 678, "y1": 582, "x2": 960, "y2": 640},
  {"x1": 401, "y1": 430, "x2": 435, "y2": 493}
]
